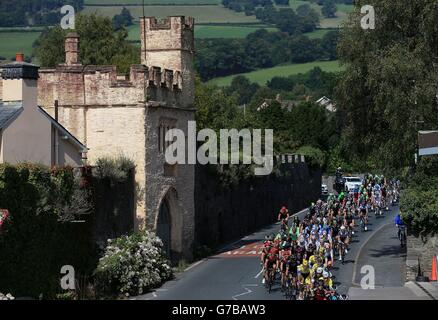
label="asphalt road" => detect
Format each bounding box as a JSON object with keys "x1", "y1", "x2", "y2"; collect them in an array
[{"x1": 136, "y1": 204, "x2": 404, "y2": 300}]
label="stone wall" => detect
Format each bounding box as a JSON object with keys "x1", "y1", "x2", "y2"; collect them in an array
[
  {"x1": 194, "y1": 161, "x2": 321, "y2": 249},
  {"x1": 144, "y1": 105, "x2": 195, "y2": 261},
  {"x1": 90, "y1": 168, "x2": 136, "y2": 245},
  {"x1": 406, "y1": 233, "x2": 438, "y2": 281}
]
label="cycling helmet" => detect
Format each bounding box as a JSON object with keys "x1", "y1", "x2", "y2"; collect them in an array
[
  {"x1": 323, "y1": 271, "x2": 329, "y2": 278},
  {"x1": 340, "y1": 225, "x2": 346, "y2": 230},
  {"x1": 316, "y1": 267, "x2": 323, "y2": 274}
]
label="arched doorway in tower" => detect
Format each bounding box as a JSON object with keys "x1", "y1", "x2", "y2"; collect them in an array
[
  {"x1": 155, "y1": 188, "x2": 182, "y2": 263},
  {"x1": 157, "y1": 199, "x2": 171, "y2": 258}
]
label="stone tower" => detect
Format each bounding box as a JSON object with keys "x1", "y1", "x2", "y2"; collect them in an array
[
  {"x1": 140, "y1": 16, "x2": 195, "y2": 107},
  {"x1": 37, "y1": 16, "x2": 197, "y2": 262}
]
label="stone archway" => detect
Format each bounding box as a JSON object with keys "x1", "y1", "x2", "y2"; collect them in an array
[
  {"x1": 157, "y1": 199, "x2": 171, "y2": 258},
  {"x1": 155, "y1": 187, "x2": 182, "y2": 263}
]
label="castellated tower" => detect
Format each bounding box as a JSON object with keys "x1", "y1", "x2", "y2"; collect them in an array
[
  {"x1": 37, "y1": 16, "x2": 196, "y2": 262},
  {"x1": 140, "y1": 16, "x2": 195, "y2": 107}
]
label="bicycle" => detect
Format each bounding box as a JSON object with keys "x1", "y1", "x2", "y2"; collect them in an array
[
  {"x1": 398, "y1": 225, "x2": 407, "y2": 247},
  {"x1": 284, "y1": 275, "x2": 297, "y2": 300},
  {"x1": 338, "y1": 240, "x2": 346, "y2": 264},
  {"x1": 359, "y1": 214, "x2": 368, "y2": 232},
  {"x1": 265, "y1": 266, "x2": 276, "y2": 293}
]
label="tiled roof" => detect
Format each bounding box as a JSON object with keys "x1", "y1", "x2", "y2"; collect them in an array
[{"x1": 0, "y1": 102, "x2": 23, "y2": 129}]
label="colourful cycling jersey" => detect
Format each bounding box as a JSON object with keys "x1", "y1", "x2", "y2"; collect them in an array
[{"x1": 324, "y1": 278, "x2": 333, "y2": 289}]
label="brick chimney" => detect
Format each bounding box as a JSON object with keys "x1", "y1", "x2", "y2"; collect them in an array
[
  {"x1": 15, "y1": 53, "x2": 24, "y2": 62},
  {"x1": 1, "y1": 53, "x2": 39, "y2": 106},
  {"x1": 65, "y1": 32, "x2": 80, "y2": 65}
]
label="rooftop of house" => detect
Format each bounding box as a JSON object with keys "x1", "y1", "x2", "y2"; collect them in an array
[
  {"x1": 1, "y1": 53, "x2": 39, "y2": 80},
  {"x1": 0, "y1": 102, "x2": 23, "y2": 129}
]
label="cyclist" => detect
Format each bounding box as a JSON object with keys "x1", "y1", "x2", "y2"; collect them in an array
[
  {"x1": 344, "y1": 208, "x2": 355, "y2": 236},
  {"x1": 322, "y1": 241, "x2": 333, "y2": 269},
  {"x1": 338, "y1": 225, "x2": 349, "y2": 261},
  {"x1": 338, "y1": 192, "x2": 345, "y2": 203},
  {"x1": 353, "y1": 185, "x2": 360, "y2": 205},
  {"x1": 373, "y1": 183, "x2": 382, "y2": 214},
  {"x1": 323, "y1": 271, "x2": 334, "y2": 290},
  {"x1": 381, "y1": 183, "x2": 388, "y2": 211},
  {"x1": 395, "y1": 213, "x2": 406, "y2": 240},
  {"x1": 260, "y1": 235, "x2": 273, "y2": 265},
  {"x1": 278, "y1": 206, "x2": 289, "y2": 224},
  {"x1": 280, "y1": 243, "x2": 292, "y2": 290},
  {"x1": 297, "y1": 260, "x2": 311, "y2": 286},
  {"x1": 264, "y1": 242, "x2": 279, "y2": 286}
]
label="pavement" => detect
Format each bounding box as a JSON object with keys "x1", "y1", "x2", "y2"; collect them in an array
[{"x1": 134, "y1": 203, "x2": 435, "y2": 300}]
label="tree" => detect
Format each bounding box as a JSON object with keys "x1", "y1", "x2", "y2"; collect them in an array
[
  {"x1": 33, "y1": 13, "x2": 139, "y2": 74},
  {"x1": 33, "y1": 26, "x2": 67, "y2": 67},
  {"x1": 320, "y1": 30, "x2": 339, "y2": 60},
  {"x1": 321, "y1": 0, "x2": 337, "y2": 18},
  {"x1": 113, "y1": 7, "x2": 133, "y2": 30},
  {"x1": 275, "y1": 9, "x2": 303, "y2": 34},
  {"x1": 336, "y1": 0, "x2": 438, "y2": 171},
  {"x1": 195, "y1": 79, "x2": 242, "y2": 132},
  {"x1": 0, "y1": 0, "x2": 84, "y2": 27},
  {"x1": 225, "y1": 76, "x2": 260, "y2": 105},
  {"x1": 296, "y1": 4, "x2": 320, "y2": 32},
  {"x1": 289, "y1": 102, "x2": 331, "y2": 149}
]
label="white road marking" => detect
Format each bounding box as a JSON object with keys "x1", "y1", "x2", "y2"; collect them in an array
[
  {"x1": 184, "y1": 259, "x2": 206, "y2": 272},
  {"x1": 232, "y1": 285, "x2": 258, "y2": 300},
  {"x1": 255, "y1": 268, "x2": 264, "y2": 279},
  {"x1": 351, "y1": 221, "x2": 392, "y2": 286}
]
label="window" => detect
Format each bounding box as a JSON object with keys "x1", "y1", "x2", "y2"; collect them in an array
[{"x1": 158, "y1": 118, "x2": 177, "y2": 154}]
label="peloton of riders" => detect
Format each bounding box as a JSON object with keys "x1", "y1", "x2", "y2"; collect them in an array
[{"x1": 260, "y1": 173, "x2": 400, "y2": 300}]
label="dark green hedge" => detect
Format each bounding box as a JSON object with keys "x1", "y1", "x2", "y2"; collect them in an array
[
  {"x1": 0, "y1": 163, "x2": 96, "y2": 298},
  {"x1": 400, "y1": 157, "x2": 438, "y2": 236}
]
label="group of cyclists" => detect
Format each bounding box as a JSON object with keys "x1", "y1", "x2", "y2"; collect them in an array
[{"x1": 260, "y1": 172, "x2": 402, "y2": 300}]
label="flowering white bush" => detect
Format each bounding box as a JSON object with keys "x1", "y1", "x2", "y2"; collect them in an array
[
  {"x1": 95, "y1": 230, "x2": 172, "y2": 296},
  {"x1": 0, "y1": 293, "x2": 14, "y2": 300}
]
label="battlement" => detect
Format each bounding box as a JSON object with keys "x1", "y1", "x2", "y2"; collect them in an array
[
  {"x1": 38, "y1": 63, "x2": 185, "y2": 109},
  {"x1": 37, "y1": 16, "x2": 194, "y2": 110},
  {"x1": 145, "y1": 16, "x2": 194, "y2": 31}
]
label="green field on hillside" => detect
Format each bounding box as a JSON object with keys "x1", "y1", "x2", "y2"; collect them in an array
[
  {"x1": 85, "y1": 0, "x2": 220, "y2": 4},
  {"x1": 0, "y1": 32, "x2": 40, "y2": 61},
  {"x1": 288, "y1": 0, "x2": 353, "y2": 28},
  {"x1": 305, "y1": 28, "x2": 335, "y2": 39},
  {"x1": 83, "y1": 5, "x2": 259, "y2": 23},
  {"x1": 195, "y1": 25, "x2": 278, "y2": 38},
  {"x1": 336, "y1": 3, "x2": 354, "y2": 13},
  {"x1": 127, "y1": 23, "x2": 276, "y2": 40},
  {"x1": 208, "y1": 60, "x2": 343, "y2": 86}
]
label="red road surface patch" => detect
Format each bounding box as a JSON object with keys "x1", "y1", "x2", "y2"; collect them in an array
[{"x1": 217, "y1": 242, "x2": 264, "y2": 258}]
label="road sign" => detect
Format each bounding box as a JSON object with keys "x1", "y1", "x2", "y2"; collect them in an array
[{"x1": 418, "y1": 131, "x2": 438, "y2": 156}]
